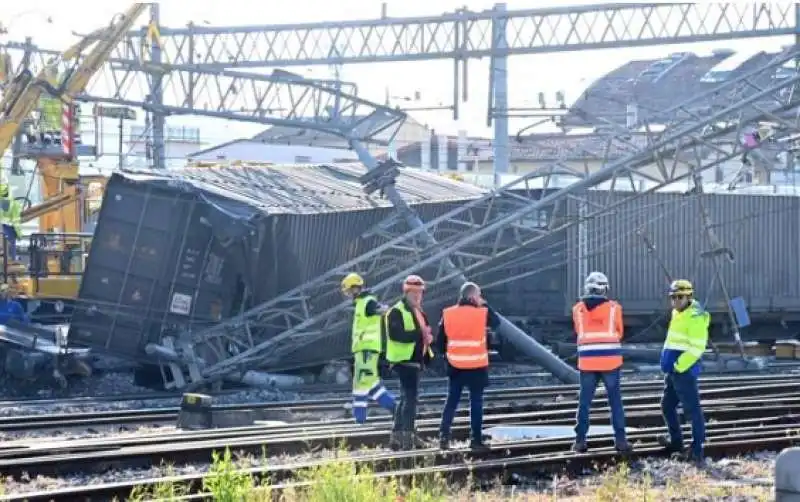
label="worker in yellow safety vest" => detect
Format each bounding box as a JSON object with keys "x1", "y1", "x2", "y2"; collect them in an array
[
  {"x1": 0, "y1": 183, "x2": 21, "y2": 260},
  {"x1": 38, "y1": 67, "x2": 62, "y2": 141},
  {"x1": 340, "y1": 272, "x2": 397, "y2": 424},
  {"x1": 659, "y1": 279, "x2": 709, "y2": 467},
  {"x1": 384, "y1": 275, "x2": 434, "y2": 450}
]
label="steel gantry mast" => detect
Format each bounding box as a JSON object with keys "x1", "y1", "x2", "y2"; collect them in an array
[{"x1": 1, "y1": 3, "x2": 797, "y2": 387}]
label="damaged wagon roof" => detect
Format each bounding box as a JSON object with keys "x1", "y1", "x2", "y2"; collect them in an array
[{"x1": 121, "y1": 162, "x2": 487, "y2": 215}]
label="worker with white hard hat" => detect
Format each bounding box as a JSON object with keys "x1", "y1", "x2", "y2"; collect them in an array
[{"x1": 571, "y1": 271, "x2": 631, "y2": 454}]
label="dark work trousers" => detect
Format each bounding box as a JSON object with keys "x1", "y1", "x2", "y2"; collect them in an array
[
  {"x1": 392, "y1": 363, "x2": 421, "y2": 433},
  {"x1": 661, "y1": 371, "x2": 706, "y2": 458},
  {"x1": 575, "y1": 368, "x2": 627, "y2": 444},
  {"x1": 439, "y1": 369, "x2": 487, "y2": 442}
]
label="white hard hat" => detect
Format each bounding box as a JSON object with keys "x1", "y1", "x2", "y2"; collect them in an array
[{"x1": 584, "y1": 271, "x2": 609, "y2": 295}]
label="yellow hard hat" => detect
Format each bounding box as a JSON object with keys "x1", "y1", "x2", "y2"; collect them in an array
[
  {"x1": 341, "y1": 273, "x2": 365, "y2": 292},
  {"x1": 668, "y1": 279, "x2": 693, "y2": 297}
]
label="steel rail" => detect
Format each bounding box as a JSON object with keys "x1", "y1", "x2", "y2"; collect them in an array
[
  {"x1": 0, "y1": 376, "x2": 795, "y2": 432},
  {"x1": 5, "y1": 383, "x2": 795, "y2": 447},
  {"x1": 6, "y1": 386, "x2": 798, "y2": 454},
  {"x1": 1, "y1": 394, "x2": 798, "y2": 479},
  {"x1": 269, "y1": 429, "x2": 798, "y2": 497},
  {"x1": 0, "y1": 371, "x2": 549, "y2": 410},
  {"x1": 10, "y1": 416, "x2": 797, "y2": 502}
]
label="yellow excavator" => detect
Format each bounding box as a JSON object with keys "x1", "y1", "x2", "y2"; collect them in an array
[{"x1": 0, "y1": 3, "x2": 148, "y2": 322}]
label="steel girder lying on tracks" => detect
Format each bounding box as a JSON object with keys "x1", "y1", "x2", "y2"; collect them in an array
[{"x1": 185, "y1": 47, "x2": 800, "y2": 383}]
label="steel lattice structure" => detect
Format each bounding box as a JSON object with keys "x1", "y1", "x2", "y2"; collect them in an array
[
  {"x1": 2, "y1": 3, "x2": 798, "y2": 387},
  {"x1": 1, "y1": 2, "x2": 795, "y2": 171},
  {"x1": 181, "y1": 49, "x2": 800, "y2": 383},
  {"x1": 122, "y1": 3, "x2": 794, "y2": 67},
  {"x1": 0, "y1": 42, "x2": 405, "y2": 144}
]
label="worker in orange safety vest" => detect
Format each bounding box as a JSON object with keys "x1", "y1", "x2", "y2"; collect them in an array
[
  {"x1": 571, "y1": 271, "x2": 631, "y2": 454},
  {"x1": 436, "y1": 281, "x2": 500, "y2": 452}
]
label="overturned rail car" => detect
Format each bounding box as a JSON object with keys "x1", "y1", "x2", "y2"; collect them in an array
[{"x1": 67, "y1": 163, "x2": 494, "y2": 368}]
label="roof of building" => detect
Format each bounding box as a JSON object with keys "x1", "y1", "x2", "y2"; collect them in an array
[
  {"x1": 121, "y1": 162, "x2": 487, "y2": 215},
  {"x1": 564, "y1": 50, "x2": 781, "y2": 127},
  {"x1": 376, "y1": 132, "x2": 653, "y2": 163},
  {"x1": 510, "y1": 132, "x2": 652, "y2": 161},
  {"x1": 251, "y1": 115, "x2": 426, "y2": 146},
  {"x1": 187, "y1": 139, "x2": 360, "y2": 163}
]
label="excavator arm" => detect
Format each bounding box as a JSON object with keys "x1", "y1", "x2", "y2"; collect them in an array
[{"x1": 0, "y1": 3, "x2": 148, "y2": 163}]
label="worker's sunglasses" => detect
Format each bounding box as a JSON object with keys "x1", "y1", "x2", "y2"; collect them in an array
[{"x1": 669, "y1": 294, "x2": 688, "y2": 300}]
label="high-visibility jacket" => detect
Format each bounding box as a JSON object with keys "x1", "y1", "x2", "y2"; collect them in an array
[
  {"x1": 0, "y1": 196, "x2": 21, "y2": 238},
  {"x1": 384, "y1": 300, "x2": 432, "y2": 364},
  {"x1": 572, "y1": 299, "x2": 623, "y2": 372},
  {"x1": 661, "y1": 300, "x2": 710, "y2": 376},
  {"x1": 442, "y1": 304, "x2": 489, "y2": 369},
  {"x1": 384, "y1": 301, "x2": 417, "y2": 363},
  {"x1": 351, "y1": 294, "x2": 382, "y2": 353},
  {"x1": 39, "y1": 96, "x2": 61, "y2": 131}
]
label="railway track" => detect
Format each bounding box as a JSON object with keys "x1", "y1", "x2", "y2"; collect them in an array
[
  {"x1": 0, "y1": 370, "x2": 549, "y2": 411},
  {"x1": 0, "y1": 373, "x2": 795, "y2": 433},
  {"x1": 7, "y1": 416, "x2": 795, "y2": 501},
  {"x1": 0, "y1": 382, "x2": 796, "y2": 479},
  {"x1": 0, "y1": 375, "x2": 792, "y2": 500}
]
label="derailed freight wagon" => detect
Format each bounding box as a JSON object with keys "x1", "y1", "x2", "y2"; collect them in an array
[
  {"x1": 67, "y1": 163, "x2": 489, "y2": 369},
  {"x1": 563, "y1": 189, "x2": 800, "y2": 340}
]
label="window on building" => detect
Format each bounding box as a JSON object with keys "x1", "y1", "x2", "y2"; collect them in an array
[{"x1": 294, "y1": 155, "x2": 312, "y2": 163}]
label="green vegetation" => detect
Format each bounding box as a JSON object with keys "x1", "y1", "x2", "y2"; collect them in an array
[
  {"x1": 128, "y1": 445, "x2": 452, "y2": 502},
  {"x1": 126, "y1": 449, "x2": 773, "y2": 502}
]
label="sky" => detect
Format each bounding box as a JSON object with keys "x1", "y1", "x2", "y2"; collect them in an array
[{"x1": 0, "y1": 0, "x2": 796, "y2": 153}]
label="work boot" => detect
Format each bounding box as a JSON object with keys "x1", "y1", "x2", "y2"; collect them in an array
[
  {"x1": 389, "y1": 431, "x2": 403, "y2": 451},
  {"x1": 469, "y1": 440, "x2": 490, "y2": 453},
  {"x1": 572, "y1": 440, "x2": 588, "y2": 453},
  {"x1": 657, "y1": 435, "x2": 684, "y2": 454},
  {"x1": 615, "y1": 439, "x2": 633, "y2": 454},
  {"x1": 683, "y1": 450, "x2": 706, "y2": 468},
  {"x1": 439, "y1": 435, "x2": 450, "y2": 450}
]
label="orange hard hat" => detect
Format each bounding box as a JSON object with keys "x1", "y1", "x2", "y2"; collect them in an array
[{"x1": 402, "y1": 275, "x2": 425, "y2": 293}]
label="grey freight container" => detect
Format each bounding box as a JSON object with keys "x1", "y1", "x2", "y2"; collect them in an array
[
  {"x1": 566, "y1": 190, "x2": 800, "y2": 317},
  {"x1": 69, "y1": 173, "x2": 254, "y2": 360}
]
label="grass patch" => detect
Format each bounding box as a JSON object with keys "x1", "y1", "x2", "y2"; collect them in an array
[{"x1": 128, "y1": 449, "x2": 774, "y2": 502}]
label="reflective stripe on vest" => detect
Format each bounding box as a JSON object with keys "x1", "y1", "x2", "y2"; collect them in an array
[
  {"x1": 351, "y1": 294, "x2": 382, "y2": 353},
  {"x1": 384, "y1": 301, "x2": 417, "y2": 363},
  {"x1": 442, "y1": 305, "x2": 489, "y2": 369},
  {"x1": 573, "y1": 300, "x2": 623, "y2": 372}
]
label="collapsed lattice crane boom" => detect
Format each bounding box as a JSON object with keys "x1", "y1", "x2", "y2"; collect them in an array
[{"x1": 183, "y1": 47, "x2": 800, "y2": 383}]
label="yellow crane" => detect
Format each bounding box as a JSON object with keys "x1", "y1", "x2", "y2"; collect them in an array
[{"x1": 0, "y1": 3, "x2": 148, "y2": 316}]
